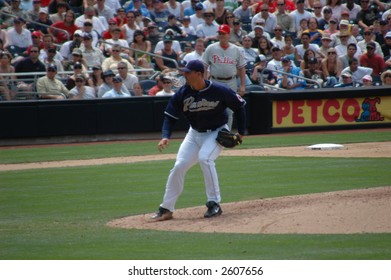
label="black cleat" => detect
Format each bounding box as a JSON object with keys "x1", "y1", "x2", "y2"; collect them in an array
[
  {"x1": 150, "y1": 207, "x2": 173, "y2": 222},
  {"x1": 204, "y1": 201, "x2": 223, "y2": 218}
]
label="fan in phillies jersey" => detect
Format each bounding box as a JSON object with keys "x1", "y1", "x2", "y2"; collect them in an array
[
  {"x1": 150, "y1": 60, "x2": 246, "y2": 221},
  {"x1": 202, "y1": 24, "x2": 246, "y2": 129}
]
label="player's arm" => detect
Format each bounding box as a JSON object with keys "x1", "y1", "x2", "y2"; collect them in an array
[
  {"x1": 234, "y1": 106, "x2": 246, "y2": 137},
  {"x1": 158, "y1": 114, "x2": 177, "y2": 152},
  {"x1": 237, "y1": 66, "x2": 246, "y2": 96}
]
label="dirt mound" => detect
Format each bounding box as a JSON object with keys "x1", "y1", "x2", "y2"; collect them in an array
[{"x1": 108, "y1": 186, "x2": 391, "y2": 234}]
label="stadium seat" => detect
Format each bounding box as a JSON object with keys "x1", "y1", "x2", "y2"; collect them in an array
[{"x1": 139, "y1": 79, "x2": 157, "y2": 95}]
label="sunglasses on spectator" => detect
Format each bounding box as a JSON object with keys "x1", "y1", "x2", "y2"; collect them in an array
[
  {"x1": 277, "y1": 3, "x2": 284, "y2": 6},
  {"x1": 226, "y1": 16, "x2": 234, "y2": 19},
  {"x1": 328, "y1": 51, "x2": 336, "y2": 54},
  {"x1": 117, "y1": 67, "x2": 127, "y2": 70},
  {"x1": 330, "y1": 21, "x2": 337, "y2": 24},
  {"x1": 274, "y1": 29, "x2": 282, "y2": 31},
  {"x1": 30, "y1": 50, "x2": 39, "y2": 53},
  {"x1": 48, "y1": 49, "x2": 56, "y2": 53},
  {"x1": 74, "y1": 66, "x2": 82, "y2": 69},
  {"x1": 163, "y1": 81, "x2": 172, "y2": 84},
  {"x1": 76, "y1": 79, "x2": 84, "y2": 83},
  {"x1": 112, "y1": 49, "x2": 120, "y2": 52},
  {"x1": 384, "y1": 75, "x2": 391, "y2": 78},
  {"x1": 314, "y1": 7, "x2": 322, "y2": 9},
  {"x1": 364, "y1": 32, "x2": 372, "y2": 35},
  {"x1": 47, "y1": 69, "x2": 56, "y2": 72},
  {"x1": 261, "y1": 9, "x2": 269, "y2": 11}
]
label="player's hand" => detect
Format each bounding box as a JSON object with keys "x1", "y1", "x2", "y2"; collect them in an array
[
  {"x1": 158, "y1": 138, "x2": 169, "y2": 152},
  {"x1": 238, "y1": 85, "x2": 245, "y2": 96}
]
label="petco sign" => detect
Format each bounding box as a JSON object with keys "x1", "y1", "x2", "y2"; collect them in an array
[{"x1": 273, "y1": 96, "x2": 391, "y2": 128}]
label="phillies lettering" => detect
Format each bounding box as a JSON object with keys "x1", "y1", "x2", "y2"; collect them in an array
[{"x1": 211, "y1": 55, "x2": 237, "y2": 65}]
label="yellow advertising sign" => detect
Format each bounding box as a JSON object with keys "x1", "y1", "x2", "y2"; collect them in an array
[{"x1": 273, "y1": 96, "x2": 391, "y2": 128}]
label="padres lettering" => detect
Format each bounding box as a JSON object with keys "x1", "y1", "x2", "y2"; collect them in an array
[{"x1": 183, "y1": 96, "x2": 220, "y2": 112}]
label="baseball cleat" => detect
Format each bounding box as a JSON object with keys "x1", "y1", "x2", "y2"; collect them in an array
[
  {"x1": 204, "y1": 201, "x2": 222, "y2": 218},
  {"x1": 150, "y1": 207, "x2": 173, "y2": 222}
]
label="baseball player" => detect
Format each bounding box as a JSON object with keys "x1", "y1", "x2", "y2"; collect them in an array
[
  {"x1": 202, "y1": 24, "x2": 247, "y2": 129},
  {"x1": 151, "y1": 60, "x2": 246, "y2": 221}
]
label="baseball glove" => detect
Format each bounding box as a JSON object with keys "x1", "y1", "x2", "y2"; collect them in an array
[{"x1": 216, "y1": 129, "x2": 242, "y2": 148}]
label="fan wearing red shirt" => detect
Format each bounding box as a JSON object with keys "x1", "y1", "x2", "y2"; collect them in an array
[
  {"x1": 102, "y1": 19, "x2": 125, "y2": 40},
  {"x1": 253, "y1": 0, "x2": 295, "y2": 14},
  {"x1": 49, "y1": 10, "x2": 79, "y2": 43},
  {"x1": 360, "y1": 41, "x2": 386, "y2": 82}
]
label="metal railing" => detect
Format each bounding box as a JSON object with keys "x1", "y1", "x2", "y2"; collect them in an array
[{"x1": 260, "y1": 68, "x2": 322, "y2": 89}]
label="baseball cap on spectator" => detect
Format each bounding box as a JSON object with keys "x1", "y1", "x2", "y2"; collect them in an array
[
  {"x1": 74, "y1": 29, "x2": 83, "y2": 36},
  {"x1": 103, "y1": 70, "x2": 115, "y2": 77},
  {"x1": 341, "y1": 72, "x2": 352, "y2": 78},
  {"x1": 161, "y1": 75, "x2": 172, "y2": 82},
  {"x1": 308, "y1": 57, "x2": 317, "y2": 64},
  {"x1": 329, "y1": 18, "x2": 338, "y2": 24},
  {"x1": 195, "y1": 3, "x2": 204, "y2": 10},
  {"x1": 48, "y1": 45, "x2": 57, "y2": 52},
  {"x1": 47, "y1": 64, "x2": 57, "y2": 71},
  {"x1": 168, "y1": 14, "x2": 176, "y2": 20},
  {"x1": 254, "y1": 54, "x2": 267, "y2": 63},
  {"x1": 218, "y1": 24, "x2": 230, "y2": 34},
  {"x1": 321, "y1": 33, "x2": 332, "y2": 40},
  {"x1": 339, "y1": 19, "x2": 349, "y2": 26},
  {"x1": 39, "y1": 7, "x2": 47, "y2": 13},
  {"x1": 73, "y1": 61, "x2": 83, "y2": 69},
  {"x1": 254, "y1": 25, "x2": 264, "y2": 31},
  {"x1": 255, "y1": 18, "x2": 265, "y2": 25},
  {"x1": 203, "y1": 9, "x2": 215, "y2": 16},
  {"x1": 385, "y1": 32, "x2": 391, "y2": 39},
  {"x1": 323, "y1": 7, "x2": 332, "y2": 13},
  {"x1": 31, "y1": 31, "x2": 41, "y2": 38},
  {"x1": 113, "y1": 76, "x2": 123, "y2": 83},
  {"x1": 272, "y1": 46, "x2": 281, "y2": 51},
  {"x1": 182, "y1": 16, "x2": 191, "y2": 22},
  {"x1": 380, "y1": 20, "x2": 388, "y2": 26},
  {"x1": 366, "y1": 42, "x2": 376, "y2": 49},
  {"x1": 75, "y1": 74, "x2": 85, "y2": 81},
  {"x1": 147, "y1": 22, "x2": 157, "y2": 28},
  {"x1": 153, "y1": 0, "x2": 163, "y2": 3},
  {"x1": 72, "y1": 48, "x2": 82, "y2": 56},
  {"x1": 165, "y1": 28, "x2": 175, "y2": 35},
  {"x1": 163, "y1": 34, "x2": 173, "y2": 42},
  {"x1": 83, "y1": 33, "x2": 92, "y2": 40},
  {"x1": 108, "y1": 18, "x2": 116, "y2": 24},
  {"x1": 341, "y1": 11, "x2": 349, "y2": 16},
  {"x1": 84, "y1": 19, "x2": 93, "y2": 26},
  {"x1": 362, "y1": 75, "x2": 372, "y2": 82},
  {"x1": 281, "y1": 56, "x2": 291, "y2": 63},
  {"x1": 92, "y1": 65, "x2": 102, "y2": 70},
  {"x1": 13, "y1": 17, "x2": 25, "y2": 24},
  {"x1": 338, "y1": 30, "x2": 351, "y2": 37},
  {"x1": 179, "y1": 59, "x2": 205, "y2": 73}
]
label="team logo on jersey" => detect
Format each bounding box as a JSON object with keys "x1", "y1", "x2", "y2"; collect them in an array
[
  {"x1": 183, "y1": 96, "x2": 220, "y2": 112},
  {"x1": 211, "y1": 55, "x2": 237, "y2": 65}
]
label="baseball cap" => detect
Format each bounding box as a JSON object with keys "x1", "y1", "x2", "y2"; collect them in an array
[
  {"x1": 75, "y1": 74, "x2": 85, "y2": 81},
  {"x1": 83, "y1": 33, "x2": 92, "y2": 39},
  {"x1": 163, "y1": 34, "x2": 173, "y2": 42},
  {"x1": 272, "y1": 46, "x2": 281, "y2": 51},
  {"x1": 179, "y1": 59, "x2": 205, "y2": 73},
  {"x1": 39, "y1": 7, "x2": 47, "y2": 13},
  {"x1": 195, "y1": 3, "x2": 204, "y2": 10},
  {"x1": 385, "y1": 31, "x2": 391, "y2": 39},
  {"x1": 218, "y1": 24, "x2": 230, "y2": 34},
  {"x1": 254, "y1": 25, "x2": 264, "y2": 31},
  {"x1": 342, "y1": 72, "x2": 352, "y2": 78},
  {"x1": 362, "y1": 75, "x2": 372, "y2": 81},
  {"x1": 341, "y1": 11, "x2": 350, "y2": 16},
  {"x1": 113, "y1": 76, "x2": 123, "y2": 83},
  {"x1": 47, "y1": 64, "x2": 57, "y2": 71},
  {"x1": 321, "y1": 33, "x2": 332, "y2": 40},
  {"x1": 338, "y1": 30, "x2": 351, "y2": 37},
  {"x1": 255, "y1": 54, "x2": 267, "y2": 63},
  {"x1": 102, "y1": 70, "x2": 115, "y2": 77},
  {"x1": 161, "y1": 75, "x2": 172, "y2": 82},
  {"x1": 31, "y1": 31, "x2": 41, "y2": 38},
  {"x1": 13, "y1": 17, "x2": 25, "y2": 23},
  {"x1": 182, "y1": 16, "x2": 191, "y2": 21},
  {"x1": 72, "y1": 48, "x2": 82, "y2": 56},
  {"x1": 74, "y1": 29, "x2": 83, "y2": 36},
  {"x1": 281, "y1": 56, "x2": 291, "y2": 63},
  {"x1": 366, "y1": 42, "x2": 376, "y2": 49},
  {"x1": 339, "y1": 19, "x2": 349, "y2": 26},
  {"x1": 308, "y1": 57, "x2": 317, "y2": 64}
]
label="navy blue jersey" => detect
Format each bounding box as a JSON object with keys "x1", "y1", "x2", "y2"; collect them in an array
[{"x1": 163, "y1": 80, "x2": 246, "y2": 138}]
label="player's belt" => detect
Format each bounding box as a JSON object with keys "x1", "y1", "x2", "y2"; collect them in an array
[
  {"x1": 211, "y1": 76, "x2": 236, "y2": 81},
  {"x1": 193, "y1": 127, "x2": 218, "y2": 133}
]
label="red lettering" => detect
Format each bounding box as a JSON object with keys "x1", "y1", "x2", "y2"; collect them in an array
[
  {"x1": 276, "y1": 101, "x2": 290, "y2": 124},
  {"x1": 306, "y1": 99, "x2": 323, "y2": 123},
  {"x1": 342, "y1": 99, "x2": 361, "y2": 122},
  {"x1": 323, "y1": 99, "x2": 340, "y2": 123},
  {"x1": 292, "y1": 100, "x2": 305, "y2": 124}
]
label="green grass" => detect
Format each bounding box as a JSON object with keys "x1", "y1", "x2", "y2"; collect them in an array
[
  {"x1": 1, "y1": 151, "x2": 391, "y2": 259},
  {"x1": 1, "y1": 129, "x2": 390, "y2": 164}
]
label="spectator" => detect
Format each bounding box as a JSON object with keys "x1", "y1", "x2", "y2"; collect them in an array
[
  {"x1": 300, "y1": 49, "x2": 318, "y2": 71},
  {"x1": 380, "y1": 70, "x2": 391, "y2": 85},
  {"x1": 154, "y1": 30, "x2": 182, "y2": 54},
  {"x1": 59, "y1": 29, "x2": 84, "y2": 61},
  {"x1": 233, "y1": 0, "x2": 252, "y2": 25},
  {"x1": 98, "y1": 69, "x2": 131, "y2": 97},
  {"x1": 376, "y1": 20, "x2": 388, "y2": 47},
  {"x1": 148, "y1": 74, "x2": 164, "y2": 96},
  {"x1": 296, "y1": 18, "x2": 308, "y2": 39},
  {"x1": 39, "y1": 34, "x2": 63, "y2": 62},
  {"x1": 36, "y1": 64, "x2": 69, "y2": 99},
  {"x1": 356, "y1": 0, "x2": 380, "y2": 29},
  {"x1": 42, "y1": 45, "x2": 64, "y2": 75},
  {"x1": 48, "y1": 10, "x2": 79, "y2": 44},
  {"x1": 80, "y1": 33, "x2": 105, "y2": 68},
  {"x1": 130, "y1": 82, "x2": 144, "y2": 96},
  {"x1": 273, "y1": 0, "x2": 295, "y2": 32},
  {"x1": 102, "y1": 76, "x2": 131, "y2": 98},
  {"x1": 290, "y1": 0, "x2": 312, "y2": 32},
  {"x1": 102, "y1": 19, "x2": 124, "y2": 40},
  {"x1": 196, "y1": 9, "x2": 219, "y2": 44},
  {"x1": 267, "y1": 45, "x2": 284, "y2": 74},
  {"x1": 382, "y1": 31, "x2": 391, "y2": 60},
  {"x1": 4, "y1": 17, "x2": 32, "y2": 56},
  {"x1": 64, "y1": 48, "x2": 88, "y2": 71},
  {"x1": 258, "y1": 36, "x2": 273, "y2": 61},
  {"x1": 362, "y1": 74, "x2": 373, "y2": 86},
  {"x1": 102, "y1": 44, "x2": 134, "y2": 72},
  {"x1": 251, "y1": 4, "x2": 276, "y2": 33},
  {"x1": 0, "y1": 51, "x2": 17, "y2": 101},
  {"x1": 154, "y1": 34, "x2": 180, "y2": 73},
  {"x1": 155, "y1": 75, "x2": 175, "y2": 96},
  {"x1": 69, "y1": 74, "x2": 96, "y2": 99},
  {"x1": 248, "y1": 24, "x2": 269, "y2": 48},
  {"x1": 122, "y1": 11, "x2": 141, "y2": 45},
  {"x1": 116, "y1": 61, "x2": 139, "y2": 92},
  {"x1": 0, "y1": 0, "x2": 28, "y2": 29},
  {"x1": 129, "y1": 30, "x2": 152, "y2": 69},
  {"x1": 318, "y1": 33, "x2": 332, "y2": 59},
  {"x1": 183, "y1": 38, "x2": 205, "y2": 63},
  {"x1": 342, "y1": 0, "x2": 362, "y2": 22},
  {"x1": 281, "y1": 34, "x2": 299, "y2": 62},
  {"x1": 75, "y1": 6, "x2": 106, "y2": 35},
  {"x1": 164, "y1": 14, "x2": 186, "y2": 37},
  {"x1": 102, "y1": 27, "x2": 129, "y2": 56},
  {"x1": 213, "y1": 0, "x2": 229, "y2": 25},
  {"x1": 145, "y1": 22, "x2": 162, "y2": 51},
  {"x1": 26, "y1": 8, "x2": 52, "y2": 34},
  {"x1": 360, "y1": 42, "x2": 386, "y2": 83},
  {"x1": 323, "y1": 0, "x2": 347, "y2": 21},
  {"x1": 305, "y1": 17, "x2": 323, "y2": 46},
  {"x1": 296, "y1": 32, "x2": 320, "y2": 62},
  {"x1": 321, "y1": 47, "x2": 342, "y2": 87},
  {"x1": 189, "y1": 3, "x2": 205, "y2": 30},
  {"x1": 250, "y1": 54, "x2": 276, "y2": 85},
  {"x1": 278, "y1": 56, "x2": 306, "y2": 90},
  {"x1": 165, "y1": 0, "x2": 184, "y2": 19},
  {"x1": 335, "y1": 30, "x2": 362, "y2": 57},
  {"x1": 94, "y1": 0, "x2": 114, "y2": 23},
  {"x1": 150, "y1": 0, "x2": 171, "y2": 27},
  {"x1": 49, "y1": 2, "x2": 69, "y2": 24},
  {"x1": 65, "y1": 61, "x2": 89, "y2": 90},
  {"x1": 27, "y1": 0, "x2": 43, "y2": 22},
  {"x1": 185, "y1": 0, "x2": 203, "y2": 17},
  {"x1": 87, "y1": 65, "x2": 104, "y2": 95},
  {"x1": 340, "y1": 57, "x2": 372, "y2": 84},
  {"x1": 241, "y1": 36, "x2": 258, "y2": 63},
  {"x1": 180, "y1": 16, "x2": 196, "y2": 36},
  {"x1": 203, "y1": 0, "x2": 217, "y2": 10},
  {"x1": 334, "y1": 71, "x2": 356, "y2": 87},
  {"x1": 340, "y1": 43, "x2": 359, "y2": 69},
  {"x1": 357, "y1": 29, "x2": 383, "y2": 58},
  {"x1": 303, "y1": 57, "x2": 324, "y2": 88},
  {"x1": 81, "y1": 19, "x2": 102, "y2": 48},
  {"x1": 324, "y1": 17, "x2": 339, "y2": 35},
  {"x1": 14, "y1": 45, "x2": 46, "y2": 92},
  {"x1": 270, "y1": 25, "x2": 285, "y2": 49},
  {"x1": 312, "y1": 1, "x2": 324, "y2": 25}
]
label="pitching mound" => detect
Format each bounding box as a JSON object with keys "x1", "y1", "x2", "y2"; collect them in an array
[{"x1": 108, "y1": 186, "x2": 391, "y2": 234}]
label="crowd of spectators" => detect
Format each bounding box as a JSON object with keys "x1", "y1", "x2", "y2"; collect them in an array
[{"x1": 1, "y1": 0, "x2": 391, "y2": 101}]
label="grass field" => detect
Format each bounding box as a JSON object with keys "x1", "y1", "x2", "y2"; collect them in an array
[{"x1": 1, "y1": 129, "x2": 391, "y2": 260}]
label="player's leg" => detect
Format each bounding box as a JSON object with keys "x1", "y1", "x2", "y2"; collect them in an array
[{"x1": 160, "y1": 130, "x2": 200, "y2": 212}]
